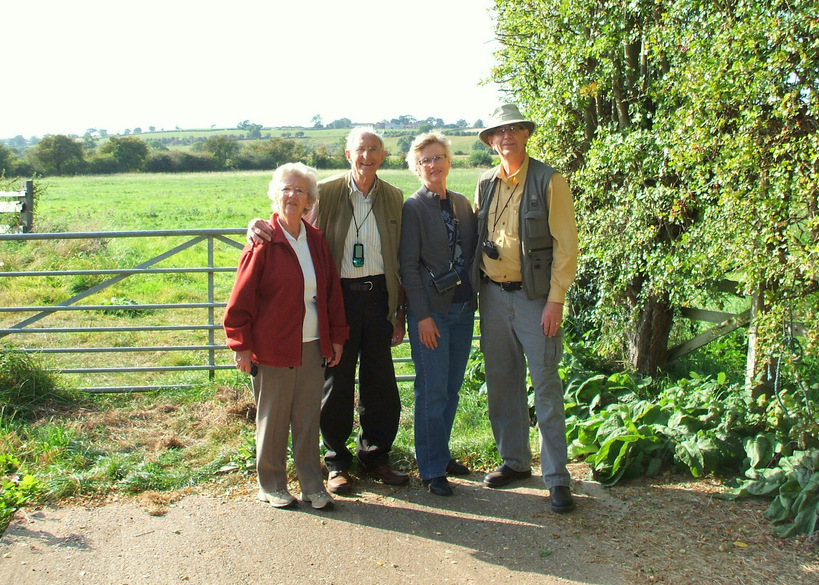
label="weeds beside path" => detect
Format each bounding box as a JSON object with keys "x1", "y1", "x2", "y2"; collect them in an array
[{"x1": 2, "y1": 463, "x2": 817, "y2": 585}]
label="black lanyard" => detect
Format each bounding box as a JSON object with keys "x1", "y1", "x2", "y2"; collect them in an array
[
  {"x1": 348, "y1": 190, "x2": 375, "y2": 241},
  {"x1": 491, "y1": 181, "x2": 518, "y2": 235}
]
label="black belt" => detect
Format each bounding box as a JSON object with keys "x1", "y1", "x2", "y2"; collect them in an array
[
  {"x1": 342, "y1": 274, "x2": 385, "y2": 292},
  {"x1": 481, "y1": 273, "x2": 522, "y2": 291}
]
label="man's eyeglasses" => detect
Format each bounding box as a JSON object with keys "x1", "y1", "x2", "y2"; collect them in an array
[
  {"x1": 491, "y1": 124, "x2": 525, "y2": 135},
  {"x1": 418, "y1": 154, "x2": 448, "y2": 167},
  {"x1": 281, "y1": 187, "x2": 305, "y2": 196}
]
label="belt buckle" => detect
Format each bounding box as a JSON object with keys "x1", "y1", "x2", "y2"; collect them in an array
[{"x1": 364, "y1": 280, "x2": 373, "y2": 291}]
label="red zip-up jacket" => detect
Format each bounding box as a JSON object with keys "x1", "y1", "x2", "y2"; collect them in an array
[{"x1": 223, "y1": 214, "x2": 349, "y2": 367}]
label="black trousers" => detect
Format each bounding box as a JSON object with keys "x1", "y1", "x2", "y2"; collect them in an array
[{"x1": 321, "y1": 275, "x2": 401, "y2": 471}]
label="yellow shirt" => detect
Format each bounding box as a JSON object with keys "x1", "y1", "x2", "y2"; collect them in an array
[
  {"x1": 480, "y1": 157, "x2": 527, "y2": 283},
  {"x1": 477, "y1": 156, "x2": 578, "y2": 304}
]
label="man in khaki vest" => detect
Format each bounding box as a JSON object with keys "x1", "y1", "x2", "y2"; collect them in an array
[{"x1": 472, "y1": 105, "x2": 579, "y2": 512}]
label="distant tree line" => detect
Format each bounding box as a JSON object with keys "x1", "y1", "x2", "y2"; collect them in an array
[
  {"x1": 0, "y1": 126, "x2": 494, "y2": 177},
  {"x1": 0, "y1": 135, "x2": 334, "y2": 176}
]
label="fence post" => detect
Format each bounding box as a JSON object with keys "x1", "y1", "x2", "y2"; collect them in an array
[{"x1": 21, "y1": 180, "x2": 34, "y2": 232}]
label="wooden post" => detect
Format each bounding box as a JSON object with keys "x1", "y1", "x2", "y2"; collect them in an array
[{"x1": 21, "y1": 180, "x2": 34, "y2": 232}]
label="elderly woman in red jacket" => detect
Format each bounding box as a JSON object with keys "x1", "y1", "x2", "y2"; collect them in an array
[{"x1": 224, "y1": 162, "x2": 349, "y2": 511}]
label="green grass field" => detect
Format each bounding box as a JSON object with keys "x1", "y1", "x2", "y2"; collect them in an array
[{"x1": 33, "y1": 168, "x2": 485, "y2": 231}]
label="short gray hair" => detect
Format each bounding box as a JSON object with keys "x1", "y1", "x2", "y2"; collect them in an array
[
  {"x1": 405, "y1": 132, "x2": 453, "y2": 176},
  {"x1": 345, "y1": 126, "x2": 385, "y2": 151},
  {"x1": 268, "y1": 162, "x2": 319, "y2": 215}
]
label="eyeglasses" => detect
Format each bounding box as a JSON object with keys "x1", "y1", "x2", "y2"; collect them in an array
[
  {"x1": 418, "y1": 154, "x2": 448, "y2": 167},
  {"x1": 281, "y1": 187, "x2": 306, "y2": 196},
  {"x1": 492, "y1": 124, "x2": 525, "y2": 135}
]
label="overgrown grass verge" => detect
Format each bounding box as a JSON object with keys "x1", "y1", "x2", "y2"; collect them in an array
[
  {"x1": 0, "y1": 352, "x2": 259, "y2": 532},
  {"x1": 2, "y1": 333, "x2": 817, "y2": 540}
]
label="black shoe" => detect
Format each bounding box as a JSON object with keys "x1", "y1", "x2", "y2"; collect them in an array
[
  {"x1": 483, "y1": 464, "x2": 532, "y2": 488},
  {"x1": 549, "y1": 485, "x2": 576, "y2": 513},
  {"x1": 446, "y1": 459, "x2": 470, "y2": 476},
  {"x1": 423, "y1": 476, "x2": 453, "y2": 496}
]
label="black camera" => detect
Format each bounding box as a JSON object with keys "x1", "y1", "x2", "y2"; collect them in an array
[
  {"x1": 431, "y1": 269, "x2": 461, "y2": 295},
  {"x1": 482, "y1": 240, "x2": 500, "y2": 260}
]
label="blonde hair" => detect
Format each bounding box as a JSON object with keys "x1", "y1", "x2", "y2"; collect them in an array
[{"x1": 405, "y1": 132, "x2": 453, "y2": 175}]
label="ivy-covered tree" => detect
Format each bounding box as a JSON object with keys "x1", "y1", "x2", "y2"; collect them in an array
[
  {"x1": 489, "y1": 0, "x2": 818, "y2": 386},
  {"x1": 657, "y1": 1, "x2": 818, "y2": 391}
]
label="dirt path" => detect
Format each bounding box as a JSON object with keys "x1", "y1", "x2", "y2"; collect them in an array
[{"x1": 1, "y1": 464, "x2": 817, "y2": 585}]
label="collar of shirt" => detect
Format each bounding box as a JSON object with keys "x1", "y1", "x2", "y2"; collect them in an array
[
  {"x1": 498, "y1": 154, "x2": 529, "y2": 186},
  {"x1": 277, "y1": 216, "x2": 306, "y2": 242},
  {"x1": 419, "y1": 184, "x2": 448, "y2": 200},
  {"x1": 350, "y1": 175, "x2": 376, "y2": 199}
]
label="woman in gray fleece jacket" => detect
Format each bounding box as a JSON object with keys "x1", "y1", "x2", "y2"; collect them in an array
[{"x1": 398, "y1": 132, "x2": 478, "y2": 496}]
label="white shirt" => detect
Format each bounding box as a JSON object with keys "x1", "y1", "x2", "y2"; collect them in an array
[
  {"x1": 279, "y1": 218, "x2": 319, "y2": 342},
  {"x1": 339, "y1": 177, "x2": 385, "y2": 278}
]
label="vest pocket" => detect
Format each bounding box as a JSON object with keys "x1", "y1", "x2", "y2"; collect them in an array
[
  {"x1": 523, "y1": 209, "x2": 550, "y2": 239},
  {"x1": 524, "y1": 246, "x2": 552, "y2": 298}
]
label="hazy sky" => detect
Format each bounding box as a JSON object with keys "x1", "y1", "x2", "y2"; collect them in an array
[{"x1": 4, "y1": 0, "x2": 503, "y2": 139}]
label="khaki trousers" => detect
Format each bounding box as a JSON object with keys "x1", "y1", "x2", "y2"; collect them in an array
[{"x1": 253, "y1": 341, "x2": 325, "y2": 495}]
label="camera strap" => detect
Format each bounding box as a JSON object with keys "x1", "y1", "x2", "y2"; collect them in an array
[
  {"x1": 421, "y1": 195, "x2": 459, "y2": 277},
  {"x1": 491, "y1": 181, "x2": 518, "y2": 236}
]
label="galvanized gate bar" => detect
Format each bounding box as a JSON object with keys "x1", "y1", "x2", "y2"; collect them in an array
[{"x1": 0, "y1": 228, "x2": 247, "y2": 391}]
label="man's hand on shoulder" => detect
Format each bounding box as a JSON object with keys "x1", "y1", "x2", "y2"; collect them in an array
[{"x1": 247, "y1": 218, "x2": 273, "y2": 244}]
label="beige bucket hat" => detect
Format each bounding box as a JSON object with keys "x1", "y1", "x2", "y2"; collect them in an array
[{"x1": 478, "y1": 104, "x2": 536, "y2": 147}]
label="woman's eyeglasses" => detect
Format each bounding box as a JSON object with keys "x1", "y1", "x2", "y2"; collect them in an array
[{"x1": 418, "y1": 154, "x2": 448, "y2": 167}]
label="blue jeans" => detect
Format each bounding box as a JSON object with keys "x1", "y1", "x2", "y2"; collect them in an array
[{"x1": 408, "y1": 302, "x2": 475, "y2": 481}]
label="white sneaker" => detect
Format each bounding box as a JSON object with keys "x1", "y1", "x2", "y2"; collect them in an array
[
  {"x1": 300, "y1": 490, "x2": 334, "y2": 510},
  {"x1": 258, "y1": 489, "x2": 296, "y2": 508}
]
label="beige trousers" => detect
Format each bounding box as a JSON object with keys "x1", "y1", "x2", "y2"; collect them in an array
[{"x1": 253, "y1": 340, "x2": 325, "y2": 495}]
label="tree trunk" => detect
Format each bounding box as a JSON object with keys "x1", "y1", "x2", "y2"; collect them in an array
[
  {"x1": 745, "y1": 286, "x2": 775, "y2": 399},
  {"x1": 627, "y1": 292, "x2": 673, "y2": 376}
]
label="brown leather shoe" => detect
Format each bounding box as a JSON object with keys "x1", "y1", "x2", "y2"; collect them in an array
[
  {"x1": 327, "y1": 470, "x2": 353, "y2": 494},
  {"x1": 365, "y1": 464, "x2": 409, "y2": 486}
]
